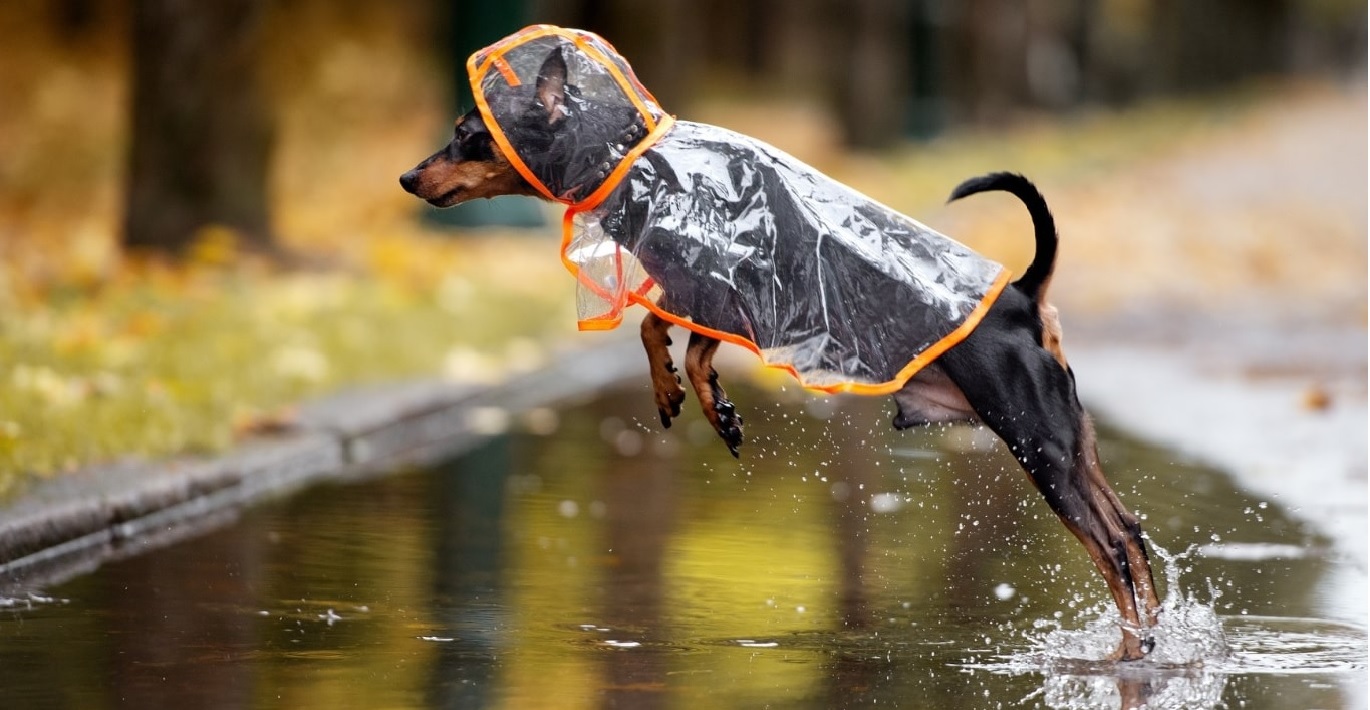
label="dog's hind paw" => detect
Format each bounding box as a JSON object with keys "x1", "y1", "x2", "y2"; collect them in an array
[{"x1": 1109, "y1": 633, "x2": 1154, "y2": 662}]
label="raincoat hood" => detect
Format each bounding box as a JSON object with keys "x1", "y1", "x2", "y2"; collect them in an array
[
  {"x1": 469, "y1": 26, "x2": 1009, "y2": 395},
  {"x1": 468, "y1": 26, "x2": 672, "y2": 205}
]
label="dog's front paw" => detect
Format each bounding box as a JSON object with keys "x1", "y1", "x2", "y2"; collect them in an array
[
  {"x1": 652, "y1": 365, "x2": 687, "y2": 429},
  {"x1": 658, "y1": 381, "x2": 686, "y2": 429},
  {"x1": 713, "y1": 395, "x2": 744, "y2": 458}
]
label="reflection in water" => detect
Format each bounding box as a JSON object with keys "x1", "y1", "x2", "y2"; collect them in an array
[
  {"x1": 596, "y1": 397, "x2": 678, "y2": 710},
  {"x1": 1035, "y1": 671, "x2": 1226, "y2": 710},
  {"x1": 821, "y1": 418, "x2": 883, "y2": 707},
  {"x1": 105, "y1": 527, "x2": 263, "y2": 709},
  {"x1": 427, "y1": 438, "x2": 508, "y2": 708},
  {"x1": 0, "y1": 383, "x2": 1361, "y2": 709}
]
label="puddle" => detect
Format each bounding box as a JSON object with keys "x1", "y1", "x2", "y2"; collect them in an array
[
  {"x1": 0, "y1": 383, "x2": 1363, "y2": 708},
  {"x1": 966, "y1": 541, "x2": 1365, "y2": 707}
]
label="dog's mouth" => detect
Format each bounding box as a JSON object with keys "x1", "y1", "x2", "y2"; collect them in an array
[{"x1": 426, "y1": 187, "x2": 464, "y2": 208}]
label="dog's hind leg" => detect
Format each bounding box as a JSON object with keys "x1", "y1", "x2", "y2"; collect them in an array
[
  {"x1": 1076, "y1": 412, "x2": 1161, "y2": 627},
  {"x1": 938, "y1": 324, "x2": 1161, "y2": 660},
  {"x1": 641, "y1": 311, "x2": 686, "y2": 429},
  {"x1": 684, "y1": 332, "x2": 743, "y2": 457}
]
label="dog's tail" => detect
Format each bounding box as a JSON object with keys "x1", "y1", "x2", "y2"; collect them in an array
[{"x1": 948, "y1": 172, "x2": 1057, "y2": 303}]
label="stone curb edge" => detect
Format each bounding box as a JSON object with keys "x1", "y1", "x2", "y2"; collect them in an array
[{"x1": 0, "y1": 337, "x2": 646, "y2": 592}]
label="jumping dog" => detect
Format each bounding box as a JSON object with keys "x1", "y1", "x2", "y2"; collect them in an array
[{"x1": 400, "y1": 43, "x2": 1162, "y2": 660}]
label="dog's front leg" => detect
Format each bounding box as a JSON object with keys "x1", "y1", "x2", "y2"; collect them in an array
[
  {"x1": 684, "y1": 332, "x2": 743, "y2": 457},
  {"x1": 641, "y1": 311, "x2": 686, "y2": 428}
]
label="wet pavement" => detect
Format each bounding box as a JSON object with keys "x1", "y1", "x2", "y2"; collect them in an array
[{"x1": 0, "y1": 382, "x2": 1362, "y2": 709}]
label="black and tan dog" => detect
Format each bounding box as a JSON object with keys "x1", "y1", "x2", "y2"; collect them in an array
[{"x1": 401, "y1": 31, "x2": 1161, "y2": 660}]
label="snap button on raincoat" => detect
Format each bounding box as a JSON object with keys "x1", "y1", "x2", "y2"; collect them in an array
[{"x1": 469, "y1": 25, "x2": 1010, "y2": 395}]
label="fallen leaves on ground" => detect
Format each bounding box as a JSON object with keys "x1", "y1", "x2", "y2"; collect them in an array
[{"x1": 0, "y1": 231, "x2": 575, "y2": 494}]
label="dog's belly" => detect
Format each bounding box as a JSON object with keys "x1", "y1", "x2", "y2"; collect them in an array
[{"x1": 890, "y1": 363, "x2": 979, "y2": 429}]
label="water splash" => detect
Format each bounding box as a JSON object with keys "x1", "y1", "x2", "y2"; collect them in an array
[
  {"x1": 963, "y1": 542, "x2": 1366, "y2": 708},
  {"x1": 1009, "y1": 543, "x2": 1229, "y2": 669},
  {"x1": 960, "y1": 544, "x2": 1234, "y2": 708}
]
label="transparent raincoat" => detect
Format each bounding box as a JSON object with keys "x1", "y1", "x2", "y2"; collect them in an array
[{"x1": 469, "y1": 26, "x2": 1010, "y2": 395}]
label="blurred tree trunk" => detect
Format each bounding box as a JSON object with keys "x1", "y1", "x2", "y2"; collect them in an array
[
  {"x1": 54, "y1": 0, "x2": 97, "y2": 37},
  {"x1": 1022, "y1": 0, "x2": 1082, "y2": 108},
  {"x1": 831, "y1": 0, "x2": 910, "y2": 149},
  {"x1": 1153, "y1": 0, "x2": 1292, "y2": 93},
  {"x1": 948, "y1": 0, "x2": 1030, "y2": 126},
  {"x1": 123, "y1": 0, "x2": 275, "y2": 256}
]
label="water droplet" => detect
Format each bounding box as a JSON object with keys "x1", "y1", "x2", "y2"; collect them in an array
[{"x1": 870, "y1": 492, "x2": 903, "y2": 513}]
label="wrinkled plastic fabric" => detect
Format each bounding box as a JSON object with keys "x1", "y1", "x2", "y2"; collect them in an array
[
  {"x1": 576, "y1": 122, "x2": 1007, "y2": 391},
  {"x1": 473, "y1": 26, "x2": 1008, "y2": 394}
]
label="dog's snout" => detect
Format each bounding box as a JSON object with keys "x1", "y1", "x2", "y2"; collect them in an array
[{"x1": 399, "y1": 169, "x2": 420, "y2": 194}]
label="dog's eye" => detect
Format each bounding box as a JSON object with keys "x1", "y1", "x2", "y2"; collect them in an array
[
  {"x1": 457, "y1": 124, "x2": 487, "y2": 146},
  {"x1": 451, "y1": 129, "x2": 494, "y2": 162}
]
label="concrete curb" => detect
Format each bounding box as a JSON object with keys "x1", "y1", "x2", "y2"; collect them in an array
[{"x1": 0, "y1": 337, "x2": 647, "y2": 592}]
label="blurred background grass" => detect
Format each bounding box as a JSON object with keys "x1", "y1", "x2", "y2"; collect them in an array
[{"x1": 0, "y1": 0, "x2": 1363, "y2": 487}]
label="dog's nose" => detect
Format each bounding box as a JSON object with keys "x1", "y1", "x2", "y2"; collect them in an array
[{"x1": 399, "y1": 169, "x2": 419, "y2": 194}]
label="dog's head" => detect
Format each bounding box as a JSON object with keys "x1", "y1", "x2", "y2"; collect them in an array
[
  {"x1": 399, "y1": 49, "x2": 574, "y2": 207},
  {"x1": 398, "y1": 107, "x2": 534, "y2": 207},
  {"x1": 400, "y1": 46, "x2": 649, "y2": 206}
]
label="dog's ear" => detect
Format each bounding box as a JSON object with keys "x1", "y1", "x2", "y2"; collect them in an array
[{"x1": 535, "y1": 48, "x2": 568, "y2": 125}]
